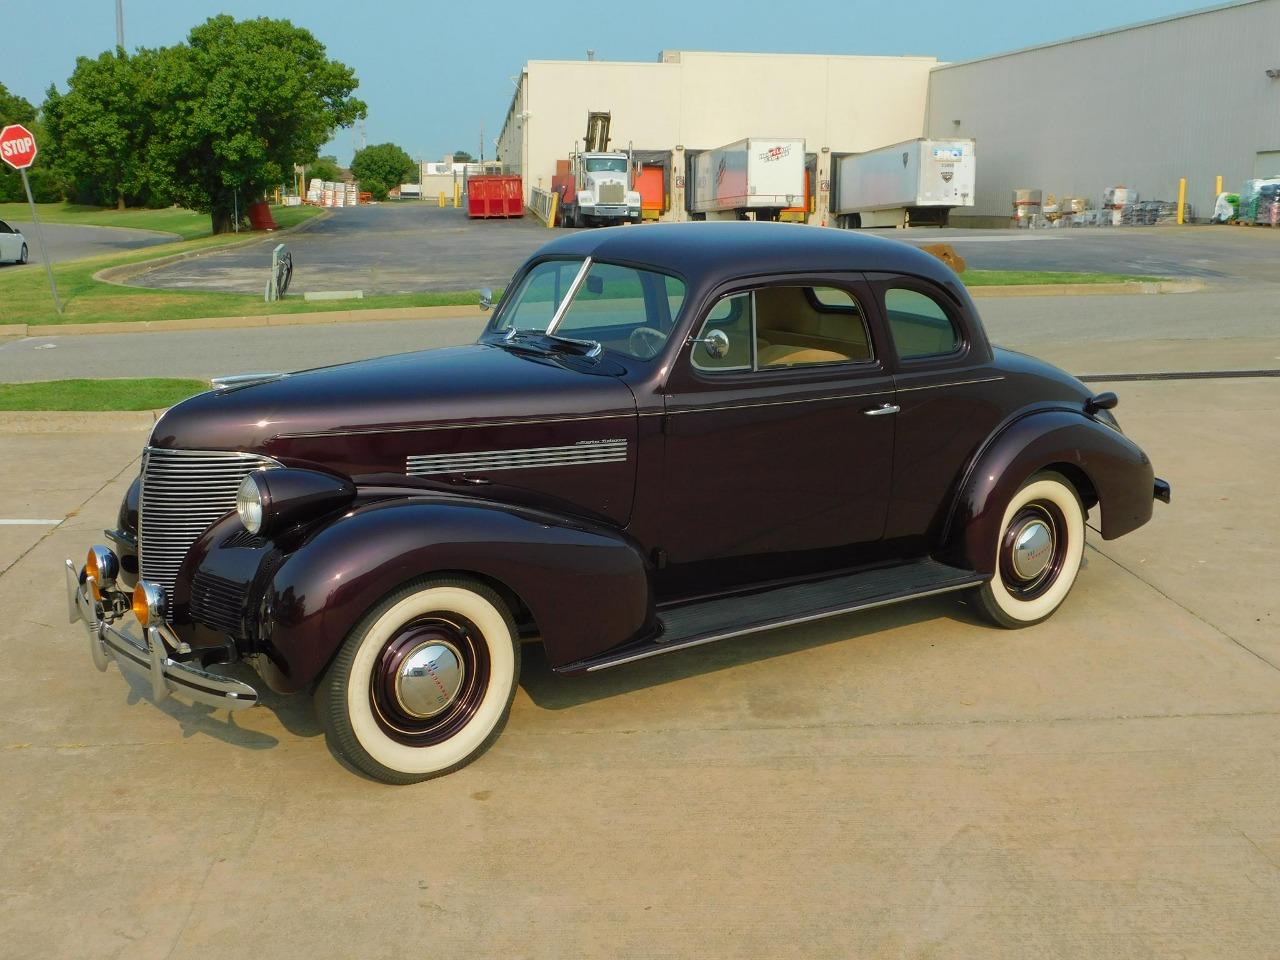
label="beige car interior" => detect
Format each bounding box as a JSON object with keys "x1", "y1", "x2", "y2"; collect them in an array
[{"x1": 753, "y1": 286, "x2": 872, "y2": 368}]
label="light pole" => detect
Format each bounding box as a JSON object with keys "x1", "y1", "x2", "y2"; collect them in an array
[{"x1": 115, "y1": 0, "x2": 125, "y2": 50}]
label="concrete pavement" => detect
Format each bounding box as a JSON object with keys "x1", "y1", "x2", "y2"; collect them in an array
[
  {"x1": 0, "y1": 368, "x2": 1277, "y2": 957},
  {"x1": 3, "y1": 286, "x2": 1278, "y2": 382}
]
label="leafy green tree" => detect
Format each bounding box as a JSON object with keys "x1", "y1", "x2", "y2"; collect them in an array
[
  {"x1": 351, "y1": 143, "x2": 416, "y2": 200},
  {"x1": 306, "y1": 155, "x2": 343, "y2": 184},
  {"x1": 452, "y1": 151, "x2": 475, "y2": 163},
  {"x1": 0, "y1": 82, "x2": 62, "y2": 203},
  {"x1": 43, "y1": 50, "x2": 160, "y2": 209},
  {"x1": 149, "y1": 16, "x2": 365, "y2": 233}
]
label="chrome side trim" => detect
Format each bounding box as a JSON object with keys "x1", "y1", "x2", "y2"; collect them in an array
[
  {"x1": 277, "y1": 411, "x2": 636, "y2": 439},
  {"x1": 407, "y1": 439, "x2": 628, "y2": 476},
  {"x1": 895, "y1": 376, "x2": 1005, "y2": 392},
  {"x1": 667, "y1": 389, "x2": 887, "y2": 416},
  {"x1": 585, "y1": 579, "x2": 984, "y2": 672}
]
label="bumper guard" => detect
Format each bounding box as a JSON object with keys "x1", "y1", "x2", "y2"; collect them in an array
[{"x1": 64, "y1": 559, "x2": 258, "y2": 711}]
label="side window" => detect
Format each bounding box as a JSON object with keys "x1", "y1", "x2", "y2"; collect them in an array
[
  {"x1": 755, "y1": 285, "x2": 872, "y2": 368},
  {"x1": 884, "y1": 287, "x2": 961, "y2": 359},
  {"x1": 0, "y1": 221, "x2": 11, "y2": 234},
  {"x1": 692, "y1": 292, "x2": 752, "y2": 372}
]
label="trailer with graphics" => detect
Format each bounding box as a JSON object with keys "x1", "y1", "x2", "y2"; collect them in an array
[
  {"x1": 687, "y1": 137, "x2": 806, "y2": 221},
  {"x1": 832, "y1": 138, "x2": 976, "y2": 228}
]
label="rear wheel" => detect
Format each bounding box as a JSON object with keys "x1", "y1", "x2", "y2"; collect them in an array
[
  {"x1": 974, "y1": 471, "x2": 1085, "y2": 628},
  {"x1": 318, "y1": 576, "x2": 520, "y2": 784}
]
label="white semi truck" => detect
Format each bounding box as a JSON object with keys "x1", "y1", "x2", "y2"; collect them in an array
[
  {"x1": 688, "y1": 137, "x2": 806, "y2": 220},
  {"x1": 557, "y1": 112, "x2": 642, "y2": 228},
  {"x1": 832, "y1": 138, "x2": 976, "y2": 228}
]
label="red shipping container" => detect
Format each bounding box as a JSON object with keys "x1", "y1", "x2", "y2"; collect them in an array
[{"x1": 467, "y1": 175, "x2": 524, "y2": 219}]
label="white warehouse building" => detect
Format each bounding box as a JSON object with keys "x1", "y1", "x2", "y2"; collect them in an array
[{"x1": 497, "y1": 0, "x2": 1280, "y2": 225}]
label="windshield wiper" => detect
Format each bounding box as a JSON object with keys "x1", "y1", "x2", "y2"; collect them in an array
[{"x1": 498, "y1": 329, "x2": 602, "y2": 358}]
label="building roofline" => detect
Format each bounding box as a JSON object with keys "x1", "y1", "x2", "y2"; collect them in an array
[{"x1": 931, "y1": 0, "x2": 1271, "y2": 71}]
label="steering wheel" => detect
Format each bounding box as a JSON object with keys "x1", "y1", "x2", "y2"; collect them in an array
[{"x1": 628, "y1": 326, "x2": 667, "y2": 360}]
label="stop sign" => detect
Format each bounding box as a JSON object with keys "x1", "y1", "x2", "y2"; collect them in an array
[{"x1": 0, "y1": 124, "x2": 38, "y2": 171}]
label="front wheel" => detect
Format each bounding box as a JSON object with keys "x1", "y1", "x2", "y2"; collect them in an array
[
  {"x1": 973, "y1": 471, "x2": 1085, "y2": 628},
  {"x1": 318, "y1": 576, "x2": 520, "y2": 784},
  {"x1": 19, "y1": 244, "x2": 28, "y2": 264}
]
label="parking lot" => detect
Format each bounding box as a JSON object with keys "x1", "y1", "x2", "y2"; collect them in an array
[{"x1": 122, "y1": 202, "x2": 1280, "y2": 296}]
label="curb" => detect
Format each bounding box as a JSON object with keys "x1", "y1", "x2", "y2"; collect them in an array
[
  {"x1": 0, "y1": 409, "x2": 163, "y2": 433},
  {"x1": 3, "y1": 304, "x2": 486, "y2": 338},
  {"x1": 93, "y1": 208, "x2": 333, "y2": 287},
  {"x1": 968, "y1": 279, "x2": 1205, "y2": 298}
]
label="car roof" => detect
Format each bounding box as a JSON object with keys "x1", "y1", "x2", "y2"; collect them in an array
[{"x1": 531, "y1": 221, "x2": 963, "y2": 289}]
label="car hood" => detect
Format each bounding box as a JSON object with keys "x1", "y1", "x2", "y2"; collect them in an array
[{"x1": 150, "y1": 343, "x2": 637, "y2": 453}]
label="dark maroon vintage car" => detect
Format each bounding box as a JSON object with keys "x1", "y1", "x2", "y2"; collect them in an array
[{"x1": 66, "y1": 222, "x2": 1169, "y2": 783}]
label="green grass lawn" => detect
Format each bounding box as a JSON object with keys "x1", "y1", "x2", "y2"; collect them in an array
[
  {"x1": 0, "y1": 205, "x2": 485, "y2": 327},
  {"x1": 963, "y1": 269, "x2": 1164, "y2": 286},
  {"x1": 0, "y1": 203, "x2": 224, "y2": 241},
  {"x1": 0, "y1": 378, "x2": 208, "y2": 411}
]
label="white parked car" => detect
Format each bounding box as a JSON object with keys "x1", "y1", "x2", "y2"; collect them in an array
[{"x1": 0, "y1": 219, "x2": 28, "y2": 264}]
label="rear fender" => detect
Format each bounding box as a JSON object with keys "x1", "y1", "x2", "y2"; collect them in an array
[
  {"x1": 260, "y1": 497, "x2": 652, "y2": 692},
  {"x1": 940, "y1": 410, "x2": 1154, "y2": 574}
]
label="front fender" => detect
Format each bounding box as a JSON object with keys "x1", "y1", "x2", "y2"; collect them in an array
[
  {"x1": 941, "y1": 411, "x2": 1155, "y2": 574},
  {"x1": 260, "y1": 497, "x2": 652, "y2": 692}
]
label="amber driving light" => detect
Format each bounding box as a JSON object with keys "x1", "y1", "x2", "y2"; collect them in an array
[
  {"x1": 131, "y1": 580, "x2": 165, "y2": 628},
  {"x1": 85, "y1": 545, "x2": 120, "y2": 601}
]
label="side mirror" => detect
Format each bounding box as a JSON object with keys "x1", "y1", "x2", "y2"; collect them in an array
[
  {"x1": 692, "y1": 328, "x2": 730, "y2": 360},
  {"x1": 479, "y1": 288, "x2": 493, "y2": 311}
]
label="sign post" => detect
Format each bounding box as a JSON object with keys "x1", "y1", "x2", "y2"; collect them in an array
[{"x1": 0, "y1": 123, "x2": 62, "y2": 314}]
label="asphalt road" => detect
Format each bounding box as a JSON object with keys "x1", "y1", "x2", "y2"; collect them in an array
[
  {"x1": 127, "y1": 203, "x2": 1280, "y2": 295},
  {"x1": 2, "y1": 369, "x2": 1277, "y2": 958},
  {"x1": 4, "y1": 286, "x2": 1279, "y2": 383},
  {"x1": 0, "y1": 219, "x2": 174, "y2": 266},
  {"x1": 132, "y1": 204, "x2": 553, "y2": 294}
]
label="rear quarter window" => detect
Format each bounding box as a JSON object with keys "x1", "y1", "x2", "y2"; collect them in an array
[{"x1": 884, "y1": 287, "x2": 960, "y2": 359}]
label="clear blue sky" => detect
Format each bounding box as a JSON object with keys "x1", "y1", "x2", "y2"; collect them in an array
[{"x1": 7, "y1": 0, "x2": 1221, "y2": 165}]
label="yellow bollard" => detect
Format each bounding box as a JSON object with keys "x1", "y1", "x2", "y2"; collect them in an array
[
  {"x1": 1177, "y1": 178, "x2": 1187, "y2": 225},
  {"x1": 453, "y1": 182, "x2": 461, "y2": 209},
  {"x1": 1215, "y1": 174, "x2": 1223, "y2": 196},
  {"x1": 438, "y1": 192, "x2": 445, "y2": 208}
]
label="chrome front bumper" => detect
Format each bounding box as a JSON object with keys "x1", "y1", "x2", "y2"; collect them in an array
[{"x1": 64, "y1": 560, "x2": 258, "y2": 711}]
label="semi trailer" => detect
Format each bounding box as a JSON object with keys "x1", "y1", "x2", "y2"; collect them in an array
[
  {"x1": 688, "y1": 137, "x2": 806, "y2": 220},
  {"x1": 832, "y1": 138, "x2": 976, "y2": 228}
]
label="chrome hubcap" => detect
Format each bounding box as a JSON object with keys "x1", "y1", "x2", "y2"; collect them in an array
[
  {"x1": 1011, "y1": 519, "x2": 1054, "y2": 581},
  {"x1": 394, "y1": 640, "x2": 466, "y2": 719}
]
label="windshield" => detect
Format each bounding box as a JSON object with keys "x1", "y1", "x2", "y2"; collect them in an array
[
  {"x1": 583, "y1": 157, "x2": 628, "y2": 173},
  {"x1": 490, "y1": 258, "x2": 686, "y2": 361}
]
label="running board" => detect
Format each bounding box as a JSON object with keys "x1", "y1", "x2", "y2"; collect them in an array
[{"x1": 558, "y1": 560, "x2": 985, "y2": 674}]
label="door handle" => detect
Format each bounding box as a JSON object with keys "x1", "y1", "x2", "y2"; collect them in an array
[{"x1": 863, "y1": 403, "x2": 900, "y2": 416}]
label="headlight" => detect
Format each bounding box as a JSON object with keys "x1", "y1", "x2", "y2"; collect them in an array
[
  {"x1": 236, "y1": 468, "x2": 355, "y2": 538},
  {"x1": 237, "y1": 475, "x2": 265, "y2": 533}
]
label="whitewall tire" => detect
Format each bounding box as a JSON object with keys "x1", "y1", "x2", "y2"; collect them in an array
[
  {"x1": 974, "y1": 471, "x2": 1085, "y2": 628},
  {"x1": 319, "y1": 577, "x2": 520, "y2": 784}
]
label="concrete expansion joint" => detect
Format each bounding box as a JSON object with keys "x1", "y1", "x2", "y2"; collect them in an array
[{"x1": 1089, "y1": 546, "x2": 1280, "y2": 674}]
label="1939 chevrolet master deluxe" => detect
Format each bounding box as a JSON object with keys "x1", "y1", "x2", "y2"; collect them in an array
[{"x1": 66, "y1": 223, "x2": 1168, "y2": 783}]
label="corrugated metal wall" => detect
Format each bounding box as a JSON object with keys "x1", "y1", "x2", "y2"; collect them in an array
[{"x1": 925, "y1": 0, "x2": 1280, "y2": 221}]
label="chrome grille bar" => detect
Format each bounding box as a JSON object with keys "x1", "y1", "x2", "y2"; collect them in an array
[
  {"x1": 406, "y1": 439, "x2": 628, "y2": 476},
  {"x1": 138, "y1": 448, "x2": 280, "y2": 616}
]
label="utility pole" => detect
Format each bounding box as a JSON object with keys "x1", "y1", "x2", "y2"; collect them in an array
[
  {"x1": 115, "y1": 0, "x2": 125, "y2": 50},
  {"x1": 479, "y1": 124, "x2": 484, "y2": 165}
]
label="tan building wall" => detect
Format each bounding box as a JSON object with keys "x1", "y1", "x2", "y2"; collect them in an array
[
  {"x1": 925, "y1": 0, "x2": 1280, "y2": 222},
  {"x1": 498, "y1": 50, "x2": 938, "y2": 220}
]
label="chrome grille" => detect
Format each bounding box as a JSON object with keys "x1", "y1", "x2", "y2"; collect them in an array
[
  {"x1": 598, "y1": 181, "x2": 625, "y2": 203},
  {"x1": 138, "y1": 448, "x2": 279, "y2": 613}
]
